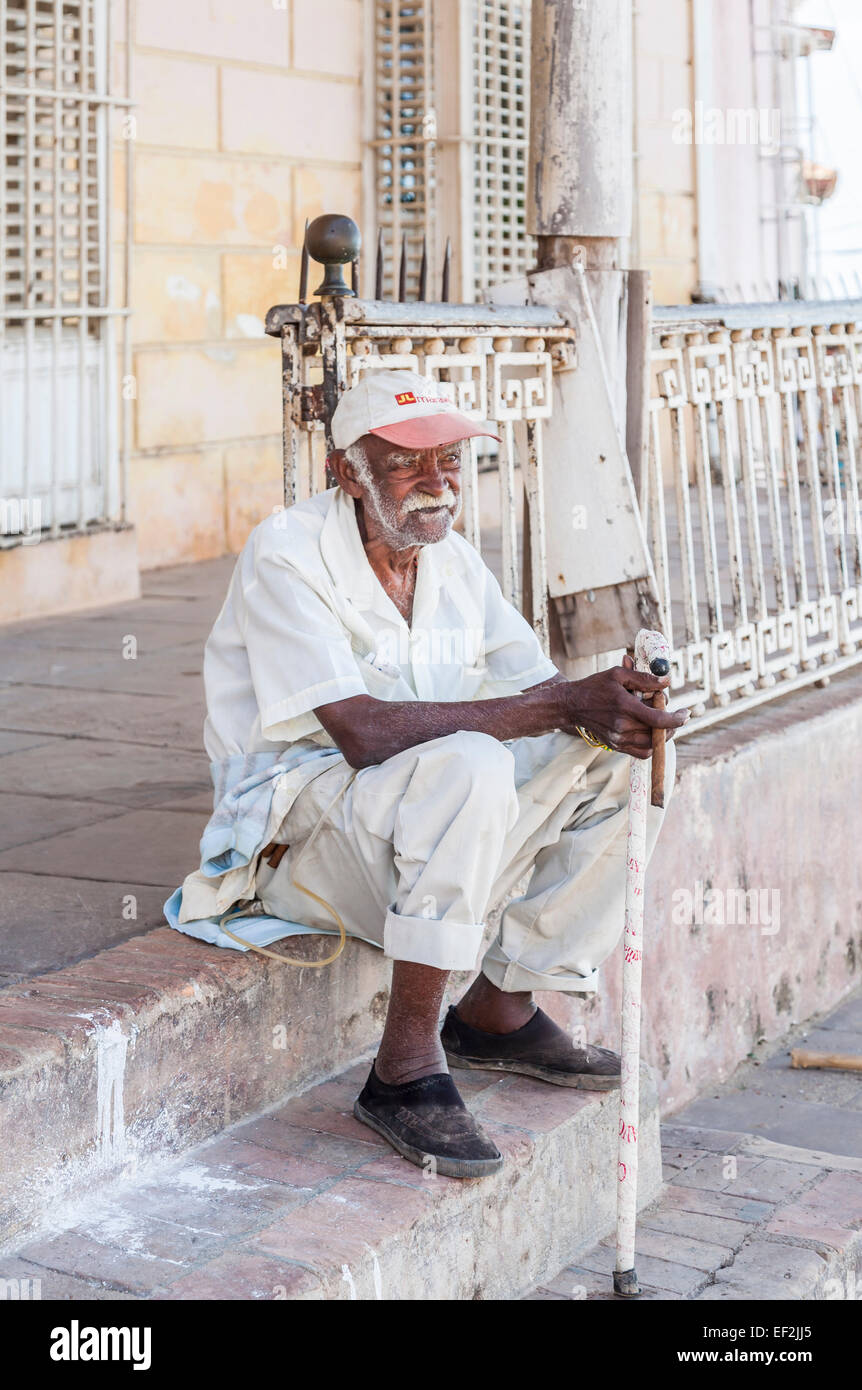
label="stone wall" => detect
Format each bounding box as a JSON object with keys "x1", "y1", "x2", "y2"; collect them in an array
[
  {"x1": 634, "y1": 0, "x2": 699, "y2": 305},
  {"x1": 113, "y1": 0, "x2": 362, "y2": 571}
]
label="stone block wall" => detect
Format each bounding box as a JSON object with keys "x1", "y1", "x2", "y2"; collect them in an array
[{"x1": 112, "y1": 0, "x2": 362, "y2": 570}]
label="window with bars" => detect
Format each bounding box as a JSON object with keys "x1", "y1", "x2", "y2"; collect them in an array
[
  {"x1": 0, "y1": 0, "x2": 130, "y2": 538},
  {"x1": 373, "y1": 0, "x2": 435, "y2": 300},
  {"x1": 370, "y1": 0, "x2": 532, "y2": 302},
  {"x1": 3, "y1": 0, "x2": 104, "y2": 318},
  {"x1": 472, "y1": 0, "x2": 532, "y2": 292}
]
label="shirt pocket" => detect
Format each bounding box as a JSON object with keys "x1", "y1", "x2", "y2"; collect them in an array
[{"x1": 356, "y1": 651, "x2": 408, "y2": 700}]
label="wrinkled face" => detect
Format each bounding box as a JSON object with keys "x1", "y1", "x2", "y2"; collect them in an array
[{"x1": 340, "y1": 433, "x2": 464, "y2": 549}]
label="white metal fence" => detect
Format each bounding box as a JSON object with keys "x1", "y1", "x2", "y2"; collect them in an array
[
  {"x1": 0, "y1": 0, "x2": 132, "y2": 544},
  {"x1": 269, "y1": 290, "x2": 862, "y2": 737},
  {"x1": 647, "y1": 300, "x2": 862, "y2": 727}
]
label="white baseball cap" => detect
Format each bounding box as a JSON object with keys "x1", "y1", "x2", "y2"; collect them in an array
[{"x1": 331, "y1": 369, "x2": 500, "y2": 451}]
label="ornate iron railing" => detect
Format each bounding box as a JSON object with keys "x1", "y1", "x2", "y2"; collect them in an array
[
  {"x1": 267, "y1": 244, "x2": 862, "y2": 736},
  {"x1": 647, "y1": 301, "x2": 862, "y2": 727},
  {"x1": 266, "y1": 294, "x2": 574, "y2": 658}
]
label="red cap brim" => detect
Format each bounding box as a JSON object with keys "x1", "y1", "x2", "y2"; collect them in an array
[{"x1": 369, "y1": 412, "x2": 501, "y2": 448}]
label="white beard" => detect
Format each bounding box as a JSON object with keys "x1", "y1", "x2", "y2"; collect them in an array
[{"x1": 347, "y1": 449, "x2": 462, "y2": 549}]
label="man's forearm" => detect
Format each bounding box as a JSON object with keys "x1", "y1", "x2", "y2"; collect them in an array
[
  {"x1": 316, "y1": 664, "x2": 683, "y2": 767},
  {"x1": 317, "y1": 679, "x2": 568, "y2": 769}
]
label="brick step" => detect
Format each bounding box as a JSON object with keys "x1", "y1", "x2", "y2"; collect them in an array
[
  {"x1": 527, "y1": 1123, "x2": 862, "y2": 1301},
  {"x1": 0, "y1": 923, "x2": 661, "y2": 1289},
  {"x1": 0, "y1": 1057, "x2": 661, "y2": 1300},
  {"x1": 0, "y1": 926, "x2": 394, "y2": 1246}
]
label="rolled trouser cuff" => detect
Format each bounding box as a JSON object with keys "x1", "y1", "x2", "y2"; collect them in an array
[
  {"x1": 481, "y1": 944, "x2": 600, "y2": 995},
  {"x1": 383, "y1": 908, "x2": 485, "y2": 971}
]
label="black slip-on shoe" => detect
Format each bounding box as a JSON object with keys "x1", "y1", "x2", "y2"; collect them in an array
[
  {"x1": 441, "y1": 1004, "x2": 622, "y2": 1091},
  {"x1": 353, "y1": 1063, "x2": 503, "y2": 1179}
]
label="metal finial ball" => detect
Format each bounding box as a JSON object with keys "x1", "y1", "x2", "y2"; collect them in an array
[
  {"x1": 305, "y1": 214, "x2": 361, "y2": 266},
  {"x1": 650, "y1": 657, "x2": 670, "y2": 677},
  {"x1": 306, "y1": 214, "x2": 361, "y2": 297}
]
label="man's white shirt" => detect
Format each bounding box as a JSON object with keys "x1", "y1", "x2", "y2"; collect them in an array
[
  {"x1": 203, "y1": 484, "x2": 557, "y2": 763},
  {"x1": 168, "y1": 485, "x2": 557, "y2": 944}
]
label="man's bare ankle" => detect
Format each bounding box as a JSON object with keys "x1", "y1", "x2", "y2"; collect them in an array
[
  {"x1": 374, "y1": 1047, "x2": 448, "y2": 1086},
  {"x1": 455, "y1": 977, "x2": 535, "y2": 1034}
]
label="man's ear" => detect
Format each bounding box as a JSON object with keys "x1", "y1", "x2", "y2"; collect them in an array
[{"x1": 328, "y1": 449, "x2": 362, "y2": 498}]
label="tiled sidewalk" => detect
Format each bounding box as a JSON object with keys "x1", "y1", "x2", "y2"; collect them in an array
[
  {"x1": 0, "y1": 559, "x2": 232, "y2": 984},
  {"x1": 529, "y1": 1133, "x2": 862, "y2": 1300},
  {"x1": 528, "y1": 990, "x2": 862, "y2": 1300}
]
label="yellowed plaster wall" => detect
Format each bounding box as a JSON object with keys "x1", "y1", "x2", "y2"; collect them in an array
[
  {"x1": 634, "y1": 0, "x2": 698, "y2": 304},
  {"x1": 113, "y1": 0, "x2": 362, "y2": 570}
]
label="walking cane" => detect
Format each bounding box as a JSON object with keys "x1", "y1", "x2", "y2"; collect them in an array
[{"x1": 613, "y1": 627, "x2": 671, "y2": 1297}]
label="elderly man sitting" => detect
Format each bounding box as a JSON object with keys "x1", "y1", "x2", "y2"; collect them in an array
[{"x1": 168, "y1": 369, "x2": 685, "y2": 1179}]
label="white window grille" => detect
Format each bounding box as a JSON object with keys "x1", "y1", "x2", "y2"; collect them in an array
[
  {"x1": 372, "y1": 0, "x2": 435, "y2": 300},
  {"x1": 369, "y1": 0, "x2": 532, "y2": 302},
  {"x1": 471, "y1": 0, "x2": 532, "y2": 294},
  {"x1": 0, "y1": 0, "x2": 132, "y2": 543}
]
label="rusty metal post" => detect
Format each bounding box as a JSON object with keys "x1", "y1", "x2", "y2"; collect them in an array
[
  {"x1": 280, "y1": 329, "x2": 300, "y2": 507},
  {"x1": 306, "y1": 214, "x2": 359, "y2": 478},
  {"x1": 526, "y1": 0, "x2": 637, "y2": 675},
  {"x1": 528, "y1": 0, "x2": 633, "y2": 272},
  {"x1": 528, "y1": 0, "x2": 633, "y2": 410}
]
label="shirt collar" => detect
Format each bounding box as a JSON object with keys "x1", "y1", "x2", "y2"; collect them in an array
[{"x1": 319, "y1": 486, "x2": 443, "y2": 628}]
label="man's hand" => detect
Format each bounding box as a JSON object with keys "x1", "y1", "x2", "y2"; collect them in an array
[{"x1": 559, "y1": 654, "x2": 688, "y2": 759}]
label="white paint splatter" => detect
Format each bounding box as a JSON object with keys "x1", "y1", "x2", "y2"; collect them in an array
[
  {"x1": 170, "y1": 1163, "x2": 264, "y2": 1194},
  {"x1": 341, "y1": 1264, "x2": 357, "y2": 1300},
  {"x1": 95, "y1": 1020, "x2": 128, "y2": 1169},
  {"x1": 365, "y1": 1246, "x2": 383, "y2": 1300}
]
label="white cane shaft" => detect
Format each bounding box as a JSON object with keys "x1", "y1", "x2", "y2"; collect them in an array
[{"x1": 615, "y1": 757, "x2": 648, "y2": 1273}]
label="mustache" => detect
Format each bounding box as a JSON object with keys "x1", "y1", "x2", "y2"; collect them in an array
[{"x1": 402, "y1": 488, "x2": 458, "y2": 513}]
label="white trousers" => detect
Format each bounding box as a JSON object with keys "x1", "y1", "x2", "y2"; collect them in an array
[{"x1": 256, "y1": 730, "x2": 675, "y2": 993}]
